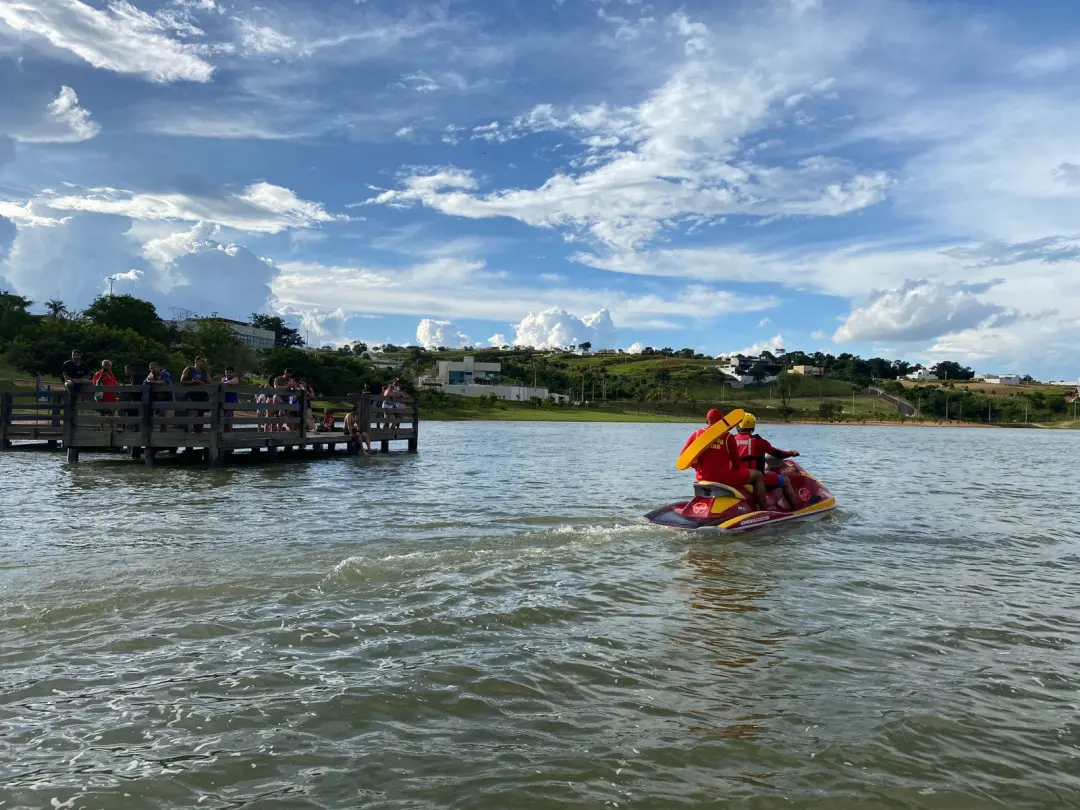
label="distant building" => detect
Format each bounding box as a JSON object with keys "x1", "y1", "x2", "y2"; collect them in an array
[
  {"x1": 179, "y1": 318, "x2": 276, "y2": 351},
  {"x1": 983, "y1": 374, "x2": 1021, "y2": 386},
  {"x1": 790, "y1": 365, "x2": 824, "y2": 377},
  {"x1": 417, "y1": 355, "x2": 569, "y2": 402},
  {"x1": 905, "y1": 369, "x2": 938, "y2": 381},
  {"x1": 716, "y1": 354, "x2": 779, "y2": 385},
  {"x1": 357, "y1": 351, "x2": 403, "y2": 370},
  {"x1": 427, "y1": 355, "x2": 502, "y2": 386}
]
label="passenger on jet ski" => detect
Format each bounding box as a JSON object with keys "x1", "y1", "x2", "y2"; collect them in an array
[
  {"x1": 733, "y1": 413, "x2": 801, "y2": 510},
  {"x1": 682, "y1": 408, "x2": 770, "y2": 511}
]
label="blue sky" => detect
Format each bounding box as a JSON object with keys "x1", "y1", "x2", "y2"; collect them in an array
[{"x1": 1, "y1": 0, "x2": 1079, "y2": 378}]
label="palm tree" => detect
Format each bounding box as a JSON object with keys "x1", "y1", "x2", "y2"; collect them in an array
[{"x1": 45, "y1": 299, "x2": 69, "y2": 319}]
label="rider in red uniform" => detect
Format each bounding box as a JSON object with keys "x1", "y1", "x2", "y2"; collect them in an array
[
  {"x1": 682, "y1": 409, "x2": 769, "y2": 510},
  {"x1": 732, "y1": 413, "x2": 801, "y2": 510}
]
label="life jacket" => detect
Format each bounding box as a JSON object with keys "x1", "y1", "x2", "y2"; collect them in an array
[{"x1": 733, "y1": 431, "x2": 766, "y2": 472}]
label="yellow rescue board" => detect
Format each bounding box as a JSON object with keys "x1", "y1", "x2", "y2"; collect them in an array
[{"x1": 675, "y1": 409, "x2": 745, "y2": 471}]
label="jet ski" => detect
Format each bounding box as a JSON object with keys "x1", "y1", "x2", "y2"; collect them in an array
[{"x1": 644, "y1": 456, "x2": 837, "y2": 533}]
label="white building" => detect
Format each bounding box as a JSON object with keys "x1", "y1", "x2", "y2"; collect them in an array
[
  {"x1": 418, "y1": 355, "x2": 568, "y2": 402},
  {"x1": 427, "y1": 355, "x2": 502, "y2": 386},
  {"x1": 983, "y1": 374, "x2": 1022, "y2": 386},
  {"x1": 905, "y1": 368, "x2": 938, "y2": 381},
  {"x1": 179, "y1": 318, "x2": 276, "y2": 351},
  {"x1": 716, "y1": 354, "x2": 778, "y2": 385}
]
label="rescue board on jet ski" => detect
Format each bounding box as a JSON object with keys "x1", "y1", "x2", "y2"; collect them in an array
[{"x1": 675, "y1": 409, "x2": 745, "y2": 471}]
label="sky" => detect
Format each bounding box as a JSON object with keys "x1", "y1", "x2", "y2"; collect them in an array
[{"x1": 0, "y1": 0, "x2": 1078, "y2": 379}]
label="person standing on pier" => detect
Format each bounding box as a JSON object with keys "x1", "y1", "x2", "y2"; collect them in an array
[
  {"x1": 145, "y1": 362, "x2": 173, "y2": 432},
  {"x1": 181, "y1": 357, "x2": 211, "y2": 433},
  {"x1": 221, "y1": 367, "x2": 240, "y2": 432}
]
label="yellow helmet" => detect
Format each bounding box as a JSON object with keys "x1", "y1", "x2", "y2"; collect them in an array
[{"x1": 739, "y1": 413, "x2": 757, "y2": 430}]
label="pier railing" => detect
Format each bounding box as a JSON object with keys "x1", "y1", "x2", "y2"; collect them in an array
[{"x1": 1, "y1": 384, "x2": 418, "y2": 464}]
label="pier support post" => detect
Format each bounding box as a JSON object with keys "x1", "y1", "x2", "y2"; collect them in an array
[
  {"x1": 207, "y1": 386, "x2": 224, "y2": 468},
  {"x1": 380, "y1": 439, "x2": 389, "y2": 454},
  {"x1": 267, "y1": 446, "x2": 278, "y2": 461},
  {"x1": 66, "y1": 447, "x2": 79, "y2": 463},
  {"x1": 0, "y1": 392, "x2": 10, "y2": 450},
  {"x1": 144, "y1": 448, "x2": 156, "y2": 467}
]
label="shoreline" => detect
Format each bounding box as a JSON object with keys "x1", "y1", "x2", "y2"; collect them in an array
[{"x1": 424, "y1": 413, "x2": 1030, "y2": 428}]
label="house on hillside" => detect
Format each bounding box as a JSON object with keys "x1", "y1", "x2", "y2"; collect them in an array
[
  {"x1": 357, "y1": 350, "x2": 403, "y2": 370},
  {"x1": 417, "y1": 355, "x2": 567, "y2": 402},
  {"x1": 716, "y1": 354, "x2": 780, "y2": 385},
  {"x1": 790, "y1": 365, "x2": 824, "y2": 377},
  {"x1": 905, "y1": 368, "x2": 938, "y2": 381},
  {"x1": 982, "y1": 374, "x2": 1022, "y2": 386}
]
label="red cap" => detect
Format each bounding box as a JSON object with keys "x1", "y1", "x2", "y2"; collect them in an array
[{"x1": 706, "y1": 408, "x2": 724, "y2": 424}]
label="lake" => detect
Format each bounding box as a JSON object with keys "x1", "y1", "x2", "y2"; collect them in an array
[{"x1": 2, "y1": 422, "x2": 1079, "y2": 809}]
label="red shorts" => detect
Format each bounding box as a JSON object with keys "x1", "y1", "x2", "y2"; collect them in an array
[
  {"x1": 714, "y1": 469, "x2": 753, "y2": 487},
  {"x1": 714, "y1": 470, "x2": 785, "y2": 488}
]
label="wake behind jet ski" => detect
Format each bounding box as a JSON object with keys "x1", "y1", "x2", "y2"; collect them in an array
[{"x1": 645, "y1": 409, "x2": 837, "y2": 533}]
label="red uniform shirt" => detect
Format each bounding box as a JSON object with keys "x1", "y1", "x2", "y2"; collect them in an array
[{"x1": 681, "y1": 427, "x2": 740, "y2": 482}]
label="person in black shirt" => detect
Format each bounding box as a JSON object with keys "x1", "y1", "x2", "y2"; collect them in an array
[{"x1": 61, "y1": 349, "x2": 90, "y2": 393}]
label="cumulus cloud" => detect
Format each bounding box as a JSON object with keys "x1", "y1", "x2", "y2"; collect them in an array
[
  {"x1": 511, "y1": 307, "x2": 617, "y2": 350},
  {"x1": 137, "y1": 221, "x2": 276, "y2": 316},
  {"x1": 833, "y1": 280, "x2": 1007, "y2": 344},
  {"x1": 43, "y1": 182, "x2": 345, "y2": 234},
  {"x1": 416, "y1": 318, "x2": 471, "y2": 349},
  {"x1": 13, "y1": 86, "x2": 100, "y2": 144},
  {"x1": 627, "y1": 342, "x2": 645, "y2": 354},
  {"x1": 0, "y1": 216, "x2": 15, "y2": 262},
  {"x1": 728, "y1": 334, "x2": 785, "y2": 356},
  {"x1": 488, "y1": 333, "x2": 508, "y2": 347},
  {"x1": 0, "y1": 0, "x2": 215, "y2": 83}
]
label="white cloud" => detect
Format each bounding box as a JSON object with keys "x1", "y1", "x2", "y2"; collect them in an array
[
  {"x1": 43, "y1": 182, "x2": 345, "y2": 234},
  {"x1": 395, "y1": 70, "x2": 439, "y2": 93},
  {"x1": 488, "y1": 333, "x2": 508, "y2": 347},
  {"x1": 833, "y1": 279, "x2": 1007, "y2": 344},
  {"x1": 136, "y1": 221, "x2": 276, "y2": 316},
  {"x1": 234, "y1": 18, "x2": 297, "y2": 57},
  {"x1": 511, "y1": 307, "x2": 617, "y2": 350},
  {"x1": 0, "y1": 0, "x2": 215, "y2": 83},
  {"x1": 0, "y1": 200, "x2": 69, "y2": 228},
  {"x1": 757, "y1": 317, "x2": 772, "y2": 328},
  {"x1": 809, "y1": 330, "x2": 828, "y2": 341},
  {"x1": 728, "y1": 334, "x2": 785, "y2": 357},
  {"x1": 13, "y1": 86, "x2": 100, "y2": 143},
  {"x1": 627, "y1": 342, "x2": 645, "y2": 354},
  {"x1": 273, "y1": 256, "x2": 776, "y2": 329},
  {"x1": 110, "y1": 268, "x2": 142, "y2": 281},
  {"x1": 371, "y1": 9, "x2": 888, "y2": 250},
  {"x1": 416, "y1": 318, "x2": 470, "y2": 349}
]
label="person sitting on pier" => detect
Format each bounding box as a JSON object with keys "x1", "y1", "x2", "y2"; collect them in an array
[
  {"x1": 61, "y1": 349, "x2": 91, "y2": 393},
  {"x1": 343, "y1": 405, "x2": 371, "y2": 455},
  {"x1": 180, "y1": 356, "x2": 211, "y2": 434},
  {"x1": 320, "y1": 410, "x2": 335, "y2": 432}
]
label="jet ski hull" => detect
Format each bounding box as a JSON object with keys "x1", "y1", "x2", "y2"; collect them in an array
[{"x1": 644, "y1": 459, "x2": 836, "y2": 533}]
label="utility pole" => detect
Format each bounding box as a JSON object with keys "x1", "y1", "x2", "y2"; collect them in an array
[{"x1": 107, "y1": 276, "x2": 115, "y2": 296}]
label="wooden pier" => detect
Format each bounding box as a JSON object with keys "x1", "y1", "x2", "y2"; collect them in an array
[{"x1": 0, "y1": 385, "x2": 418, "y2": 466}]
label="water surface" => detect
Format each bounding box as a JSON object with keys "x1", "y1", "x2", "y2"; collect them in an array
[{"x1": 2, "y1": 423, "x2": 1079, "y2": 809}]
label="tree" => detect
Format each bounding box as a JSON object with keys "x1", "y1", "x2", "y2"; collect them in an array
[
  {"x1": 931, "y1": 361, "x2": 975, "y2": 381},
  {"x1": 749, "y1": 364, "x2": 769, "y2": 385},
  {"x1": 249, "y1": 313, "x2": 304, "y2": 348},
  {"x1": 180, "y1": 318, "x2": 256, "y2": 375},
  {"x1": 84, "y1": 294, "x2": 175, "y2": 346},
  {"x1": 7, "y1": 318, "x2": 176, "y2": 376},
  {"x1": 0, "y1": 290, "x2": 34, "y2": 346},
  {"x1": 45, "y1": 299, "x2": 69, "y2": 319},
  {"x1": 579, "y1": 341, "x2": 592, "y2": 354}
]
